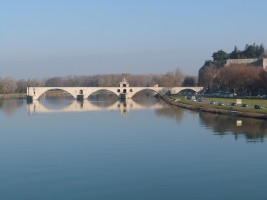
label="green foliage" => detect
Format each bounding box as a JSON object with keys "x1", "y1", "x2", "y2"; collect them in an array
[
  {"x1": 212, "y1": 50, "x2": 228, "y2": 61},
  {"x1": 183, "y1": 76, "x2": 198, "y2": 86},
  {"x1": 229, "y1": 43, "x2": 265, "y2": 59},
  {"x1": 212, "y1": 43, "x2": 265, "y2": 60},
  {"x1": 0, "y1": 84, "x2": 3, "y2": 93}
]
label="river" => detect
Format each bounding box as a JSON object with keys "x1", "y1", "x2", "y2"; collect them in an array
[{"x1": 0, "y1": 96, "x2": 267, "y2": 200}]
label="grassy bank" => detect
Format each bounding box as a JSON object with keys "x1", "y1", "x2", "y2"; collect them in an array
[
  {"x1": 205, "y1": 97, "x2": 267, "y2": 107},
  {"x1": 0, "y1": 93, "x2": 26, "y2": 99},
  {"x1": 163, "y1": 95, "x2": 267, "y2": 119}
]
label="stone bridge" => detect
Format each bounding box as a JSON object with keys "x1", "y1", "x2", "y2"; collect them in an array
[{"x1": 27, "y1": 78, "x2": 203, "y2": 100}]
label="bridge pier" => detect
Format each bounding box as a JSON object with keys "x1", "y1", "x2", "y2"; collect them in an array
[
  {"x1": 27, "y1": 95, "x2": 33, "y2": 103},
  {"x1": 77, "y1": 94, "x2": 84, "y2": 101}
]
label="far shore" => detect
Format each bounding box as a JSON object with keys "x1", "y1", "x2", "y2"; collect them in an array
[{"x1": 0, "y1": 93, "x2": 26, "y2": 99}]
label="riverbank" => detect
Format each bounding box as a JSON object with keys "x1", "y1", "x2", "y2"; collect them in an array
[
  {"x1": 163, "y1": 96, "x2": 267, "y2": 119},
  {"x1": 0, "y1": 93, "x2": 26, "y2": 99}
]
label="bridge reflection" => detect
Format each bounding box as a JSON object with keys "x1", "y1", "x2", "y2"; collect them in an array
[
  {"x1": 27, "y1": 98, "x2": 167, "y2": 117},
  {"x1": 2, "y1": 98, "x2": 267, "y2": 142}
]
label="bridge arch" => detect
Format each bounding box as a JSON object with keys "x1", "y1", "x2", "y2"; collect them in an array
[
  {"x1": 33, "y1": 88, "x2": 77, "y2": 100},
  {"x1": 170, "y1": 87, "x2": 203, "y2": 95},
  {"x1": 175, "y1": 88, "x2": 199, "y2": 95},
  {"x1": 85, "y1": 89, "x2": 119, "y2": 99},
  {"x1": 131, "y1": 88, "x2": 163, "y2": 98}
]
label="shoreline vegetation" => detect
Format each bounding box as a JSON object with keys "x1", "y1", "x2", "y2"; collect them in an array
[
  {"x1": 163, "y1": 95, "x2": 267, "y2": 119},
  {"x1": 0, "y1": 93, "x2": 26, "y2": 99}
]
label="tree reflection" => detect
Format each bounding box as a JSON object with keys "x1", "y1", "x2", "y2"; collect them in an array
[
  {"x1": 155, "y1": 106, "x2": 186, "y2": 123},
  {"x1": 0, "y1": 99, "x2": 24, "y2": 115},
  {"x1": 199, "y1": 112, "x2": 267, "y2": 142}
]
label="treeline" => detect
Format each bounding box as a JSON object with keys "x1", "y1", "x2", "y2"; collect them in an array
[
  {"x1": 0, "y1": 69, "x2": 198, "y2": 94},
  {"x1": 212, "y1": 43, "x2": 266, "y2": 61},
  {"x1": 199, "y1": 64, "x2": 267, "y2": 96}
]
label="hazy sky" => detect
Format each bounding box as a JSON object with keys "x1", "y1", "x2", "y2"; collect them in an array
[{"x1": 1, "y1": 0, "x2": 267, "y2": 79}]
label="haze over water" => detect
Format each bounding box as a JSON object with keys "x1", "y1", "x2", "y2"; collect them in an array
[{"x1": 1, "y1": 96, "x2": 267, "y2": 200}]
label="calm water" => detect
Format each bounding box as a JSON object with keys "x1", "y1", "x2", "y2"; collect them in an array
[{"x1": 1, "y1": 97, "x2": 267, "y2": 200}]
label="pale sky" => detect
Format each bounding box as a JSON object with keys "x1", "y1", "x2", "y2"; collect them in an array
[{"x1": 1, "y1": 0, "x2": 267, "y2": 79}]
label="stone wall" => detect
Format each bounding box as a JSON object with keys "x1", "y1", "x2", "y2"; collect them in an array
[
  {"x1": 263, "y1": 58, "x2": 267, "y2": 70},
  {"x1": 225, "y1": 58, "x2": 267, "y2": 70},
  {"x1": 225, "y1": 58, "x2": 258, "y2": 66}
]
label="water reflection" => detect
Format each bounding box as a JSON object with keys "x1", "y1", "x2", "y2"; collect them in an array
[
  {"x1": 1, "y1": 97, "x2": 267, "y2": 142},
  {"x1": 39, "y1": 96, "x2": 74, "y2": 110},
  {"x1": 0, "y1": 99, "x2": 24, "y2": 115},
  {"x1": 155, "y1": 106, "x2": 185, "y2": 123},
  {"x1": 88, "y1": 91, "x2": 118, "y2": 107},
  {"x1": 155, "y1": 106, "x2": 199, "y2": 123},
  {"x1": 27, "y1": 97, "x2": 167, "y2": 118},
  {"x1": 199, "y1": 112, "x2": 267, "y2": 142}
]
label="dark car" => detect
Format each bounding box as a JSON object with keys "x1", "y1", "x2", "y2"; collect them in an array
[
  {"x1": 242, "y1": 104, "x2": 249, "y2": 107},
  {"x1": 218, "y1": 102, "x2": 225, "y2": 106},
  {"x1": 197, "y1": 98, "x2": 202, "y2": 102},
  {"x1": 231, "y1": 103, "x2": 237, "y2": 106},
  {"x1": 254, "y1": 104, "x2": 263, "y2": 109},
  {"x1": 210, "y1": 101, "x2": 216, "y2": 105},
  {"x1": 186, "y1": 96, "x2": 191, "y2": 100}
]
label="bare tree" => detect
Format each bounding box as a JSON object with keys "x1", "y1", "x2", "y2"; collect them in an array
[
  {"x1": 16, "y1": 79, "x2": 27, "y2": 93},
  {"x1": 0, "y1": 77, "x2": 17, "y2": 93},
  {"x1": 198, "y1": 65, "x2": 218, "y2": 92},
  {"x1": 172, "y1": 68, "x2": 184, "y2": 86}
]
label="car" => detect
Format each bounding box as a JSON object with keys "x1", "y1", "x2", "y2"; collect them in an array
[
  {"x1": 218, "y1": 102, "x2": 225, "y2": 106},
  {"x1": 242, "y1": 104, "x2": 249, "y2": 107},
  {"x1": 231, "y1": 103, "x2": 237, "y2": 106},
  {"x1": 254, "y1": 104, "x2": 263, "y2": 109},
  {"x1": 210, "y1": 101, "x2": 216, "y2": 105}
]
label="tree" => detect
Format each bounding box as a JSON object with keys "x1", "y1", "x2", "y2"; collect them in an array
[
  {"x1": 183, "y1": 76, "x2": 198, "y2": 86},
  {"x1": 174, "y1": 68, "x2": 185, "y2": 86},
  {"x1": 213, "y1": 43, "x2": 265, "y2": 61},
  {"x1": 0, "y1": 77, "x2": 17, "y2": 93},
  {"x1": 259, "y1": 44, "x2": 265, "y2": 57},
  {"x1": 229, "y1": 46, "x2": 240, "y2": 59},
  {"x1": 259, "y1": 70, "x2": 267, "y2": 95},
  {"x1": 216, "y1": 64, "x2": 262, "y2": 96},
  {"x1": 16, "y1": 79, "x2": 27, "y2": 93},
  {"x1": 212, "y1": 50, "x2": 228, "y2": 61},
  {"x1": 198, "y1": 65, "x2": 218, "y2": 92},
  {"x1": 45, "y1": 77, "x2": 64, "y2": 87},
  {"x1": 243, "y1": 43, "x2": 265, "y2": 58}
]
